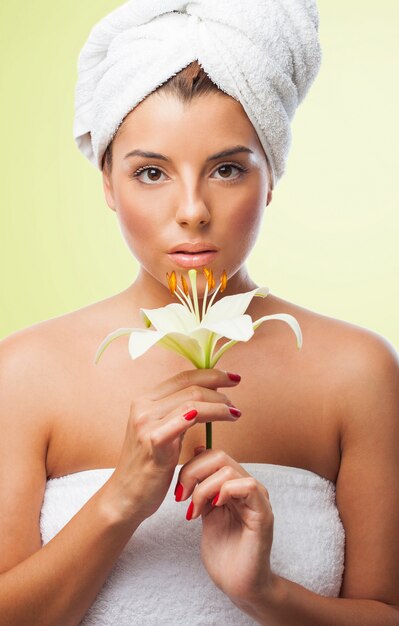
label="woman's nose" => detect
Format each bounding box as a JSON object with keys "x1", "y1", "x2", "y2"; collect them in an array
[{"x1": 175, "y1": 191, "x2": 211, "y2": 228}]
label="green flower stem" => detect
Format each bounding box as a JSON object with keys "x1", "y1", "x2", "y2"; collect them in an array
[
  {"x1": 204, "y1": 334, "x2": 213, "y2": 449},
  {"x1": 206, "y1": 422, "x2": 212, "y2": 450},
  {"x1": 198, "y1": 336, "x2": 214, "y2": 448}
]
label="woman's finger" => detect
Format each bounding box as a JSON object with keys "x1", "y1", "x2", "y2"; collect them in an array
[
  {"x1": 174, "y1": 449, "x2": 250, "y2": 502},
  {"x1": 184, "y1": 465, "x2": 245, "y2": 519},
  {"x1": 186, "y1": 475, "x2": 272, "y2": 521},
  {"x1": 145, "y1": 368, "x2": 241, "y2": 401},
  {"x1": 145, "y1": 386, "x2": 236, "y2": 421},
  {"x1": 149, "y1": 403, "x2": 241, "y2": 452},
  {"x1": 213, "y1": 477, "x2": 271, "y2": 517}
]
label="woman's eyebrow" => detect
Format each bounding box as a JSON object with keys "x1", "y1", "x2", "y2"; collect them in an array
[
  {"x1": 123, "y1": 145, "x2": 254, "y2": 161},
  {"x1": 207, "y1": 145, "x2": 254, "y2": 160}
]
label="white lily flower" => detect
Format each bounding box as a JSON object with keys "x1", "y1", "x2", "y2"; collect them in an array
[{"x1": 94, "y1": 268, "x2": 303, "y2": 369}]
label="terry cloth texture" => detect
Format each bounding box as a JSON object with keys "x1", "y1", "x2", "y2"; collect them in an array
[
  {"x1": 40, "y1": 462, "x2": 345, "y2": 625},
  {"x1": 73, "y1": 0, "x2": 322, "y2": 186}
]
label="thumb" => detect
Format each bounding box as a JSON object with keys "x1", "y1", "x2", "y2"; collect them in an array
[{"x1": 194, "y1": 445, "x2": 206, "y2": 456}]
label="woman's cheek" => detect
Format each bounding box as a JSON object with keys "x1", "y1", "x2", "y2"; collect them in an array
[
  {"x1": 232, "y1": 200, "x2": 264, "y2": 250},
  {"x1": 115, "y1": 199, "x2": 155, "y2": 257}
]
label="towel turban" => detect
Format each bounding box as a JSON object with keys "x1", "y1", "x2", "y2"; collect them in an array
[{"x1": 73, "y1": 0, "x2": 322, "y2": 186}]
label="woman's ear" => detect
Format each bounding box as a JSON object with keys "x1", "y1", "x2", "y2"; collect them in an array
[
  {"x1": 102, "y1": 169, "x2": 116, "y2": 212},
  {"x1": 266, "y1": 188, "x2": 273, "y2": 206}
]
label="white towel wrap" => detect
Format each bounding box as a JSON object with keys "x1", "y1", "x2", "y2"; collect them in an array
[
  {"x1": 73, "y1": 0, "x2": 322, "y2": 186},
  {"x1": 40, "y1": 463, "x2": 345, "y2": 625}
]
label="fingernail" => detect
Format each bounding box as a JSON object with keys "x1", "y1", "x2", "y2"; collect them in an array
[
  {"x1": 183, "y1": 409, "x2": 198, "y2": 421},
  {"x1": 211, "y1": 492, "x2": 220, "y2": 507},
  {"x1": 229, "y1": 407, "x2": 241, "y2": 417},
  {"x1": 174, "y1": 482, "x2": 184, "y2": 502},
  {"x1": 227, "y1": 372, "x2": 241, "y2": 382},
  {"x1": 186, "y1": 500, "x2": 194, "y2": 520}
]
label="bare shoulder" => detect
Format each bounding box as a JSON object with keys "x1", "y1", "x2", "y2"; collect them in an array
[
  {"x1": 264, "y1": 293, "x2": 398, "y2": 372},
  {"x1": 284, "y1": 309, "x2": 399, "y2": 604},
  {"x1": 0, "y1": 305, "x2": 104, "y2": 572},
  {"x1": 0, "y1": 326, "x2": 60, "y2": 572},
  {"x1": 0, "y1": 296, "x2": 115, "y2": 434},
  {"x1": 267, "y1": 297, "x2": 399, "y2": 603},
  {"x1": 1, "y1": 292, "x2": 122, "y2": 360},
  {"x1": 262, "y1": 292, "x2": 398, "y2": 435}
]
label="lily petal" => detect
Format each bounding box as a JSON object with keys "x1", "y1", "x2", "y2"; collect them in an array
[
  {"x1": 210, "y1": 337, "x2": 239, "y2": 368},
  {"x1": 129, "y1": 328, "x2": 204, "y2": 367},
  {"x1": 159, "y1": 333, "x2": 205, "y2": 368},
  {"x1": 203, "y1": 286, "x2": 269, "y2": 323},
  {"x1": 128, "y1": 328, "x2": 168, "y2": 360},
  {"x1": 201, "y1": 314, "x2": 255, "y2": 342},
  {"x1": 209, "y1": 312, "x2": 303, "y2": 367},
  {"x1": 252, "y1": 314, "x2": 303, "y2": 349},
  {"x1": 94, "y1": 327, "x2": 137, "y2": 364},
  {"x1": 141, "y1": 302, "x2": 197, "y2": 334}
]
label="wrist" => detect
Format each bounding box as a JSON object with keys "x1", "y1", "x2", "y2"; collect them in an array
[
  {"x1": 98, "y1": 474, "x2": 146, "y2": 530},
  {"x1": 232, "y1": 573, "x2": 287, "y2": 625}
]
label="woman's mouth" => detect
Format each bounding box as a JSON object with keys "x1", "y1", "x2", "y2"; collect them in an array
[{"x1": 167, "y1": 250, "x2": 218, "y2": 269}]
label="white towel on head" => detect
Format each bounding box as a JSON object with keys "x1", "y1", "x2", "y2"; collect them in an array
[{"x1": 73, "y1": 0, "x2": 322, "y2": 186}]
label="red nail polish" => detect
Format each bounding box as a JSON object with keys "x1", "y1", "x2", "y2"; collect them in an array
[
  {"x1": 186, "y1": 500, "x2": 194, "y2": 520},
  {"x1": 183, "y1": 409, "x2": 198, "y2": 421},
  {"x1": 229, "y1": 407, "x2": 241, "y2": 417},
  {"x1": 174, "y1": 482, "x2": 184, "y2": 502},
  {"x1": 211, "y1": 493, "x2": 219, "y2": 507},
  {"x1": 227, "y1": 372, "x2": 241, "y2": 382}
]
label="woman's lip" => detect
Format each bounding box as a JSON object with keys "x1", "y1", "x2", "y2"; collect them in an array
[{"x1": 167, "y1": 251, "x2": 218, "y2": 268}]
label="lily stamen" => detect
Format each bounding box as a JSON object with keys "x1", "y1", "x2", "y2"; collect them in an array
[
  {"x1": 167, "y1": 270, "x2": 177, "y2": 295},
  {"x1": 181, "y1": 275, "x2": 189, "y2": 297},
  {"x1": 95, "y1": 267, "x2": 303, "y2": 449},
  {"x1": 207, "y1": 270, "x2": 227, "y2": 310},
  {"x1": 176, "y1": 284, "x2": 196, "y2": 316},
  {"x1": 188, "y1": 269, "x2": 201, "y2": 323},
  {"x1": 220, "y1": 270, "x2": 227, "y2": 293},
  {"x1": 202, "y1": 268, "x2": 211, "y2": 320},
  {"x1": 205, "y1": 280, "x2": 222, "y2": 314}
]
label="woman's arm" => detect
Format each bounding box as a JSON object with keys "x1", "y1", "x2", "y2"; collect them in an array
[
  {"x1": 0, "y1": 484, "x2": 143, "y2": 626},
  {"x1": 0, "y1": 334, "x2": 145, "y2": 626},
  {"x1": 235, "y1": 574, "x2": 399, "y2": 625},
  {"x1": 0, "y1": 331, "x2": 242, "y2": 626},
  {"x1": 234, "y1": 330, "x2": 399, "y2": 625}
]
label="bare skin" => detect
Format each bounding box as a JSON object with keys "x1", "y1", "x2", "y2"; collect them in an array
[
  {"x1": 42, "y1": 289, "x2": 342, "y2": 483},
  {"x1": 1, "y1": 90, "x2": 398, "y2": 624}
]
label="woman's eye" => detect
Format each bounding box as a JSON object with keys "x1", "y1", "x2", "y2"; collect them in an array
[
  {"x1": 212, "y1": 164, "x2": 244, "y2": 180},
  {"x1": 131, "y1": 163, "x2": 247, "y2": 184},
  {"x1": 131, "y1": 167, "x2": 166, "y2": 184}
]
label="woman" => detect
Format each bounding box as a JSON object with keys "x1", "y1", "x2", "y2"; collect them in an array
[{"x1": 1, "y1": 1, "x2": 399, "y2": 624}]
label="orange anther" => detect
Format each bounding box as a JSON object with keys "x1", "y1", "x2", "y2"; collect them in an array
[
  {"x1": 181, "y1": 274, "x2": 189, "y2": 296},
  {"x1": 203, "y1": 267, "x2": 213, "y2": 290},
  {"x1": 167, "y1": 271, "x2": 177, "y2": 294},
  {"x1": 220, "y1": 270, "x2": 227, "y2": 293}
]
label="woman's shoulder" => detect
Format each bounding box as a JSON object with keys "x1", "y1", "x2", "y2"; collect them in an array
[
  {"x1": 0, "y1": 293, "x2": 122, "y2": 356},
  {"x1": 265, "y1": 293, "x2": 397, "y2": 358},
  {"x1": 273, "y1": 298, "x2": 399, "y2": 415},
  {"x1": 0, "y1": 297, "x2": 118, "y2": 419},
  {"x1": 258, "y1": 293, "x2": 398, "y2": 409}
]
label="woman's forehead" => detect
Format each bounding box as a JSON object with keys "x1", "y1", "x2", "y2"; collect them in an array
[{"x1": 113, "y1": 92, "x2": 264, "y2": 157}]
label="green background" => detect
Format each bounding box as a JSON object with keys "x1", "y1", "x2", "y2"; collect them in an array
[{"x1": 1, "y1": 1, "x2": 398, "y2": 348}]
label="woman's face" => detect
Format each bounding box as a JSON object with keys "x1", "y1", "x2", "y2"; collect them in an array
[{"x1": 102, "y1": 91, "x2": 272, "y2": 299}]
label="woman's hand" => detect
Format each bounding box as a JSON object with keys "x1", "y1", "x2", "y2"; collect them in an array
[
  {"x1": 106, "y1": 369, "x2": 242, "y2": 524},
  {"x1": 175, "y1": 449, "x2": 275, "y2": 607}
]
